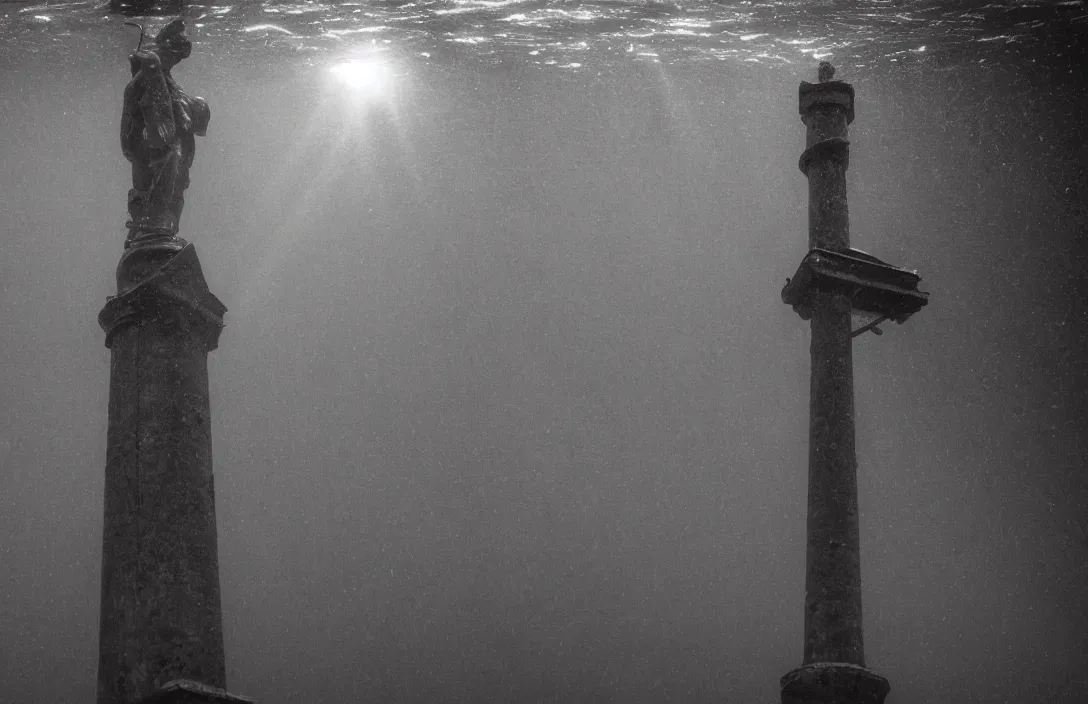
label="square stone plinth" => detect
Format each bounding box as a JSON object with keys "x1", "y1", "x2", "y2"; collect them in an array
[
  {"x1": 139, "y1": 680, "x2": 256, "y2": 704},
  {"x1": 781, "y1": 662, "x2": 889, "y2": 704}
]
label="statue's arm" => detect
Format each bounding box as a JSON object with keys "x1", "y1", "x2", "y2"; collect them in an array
[{"x1": 120, "y1": 80, "x2": 140, "y2": 162}]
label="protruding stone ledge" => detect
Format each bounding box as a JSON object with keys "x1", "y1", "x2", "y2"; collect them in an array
[
  {"x1": 781, "y1": 247, "x2": 929, "y2": 326},
  {"x1": 140, "y1": 679, "x2": 256, "y2": 704}
]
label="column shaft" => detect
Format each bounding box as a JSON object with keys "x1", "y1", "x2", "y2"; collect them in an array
[
  {"x1": 98, "y1": 245, "x2": 227, "y2": 704},
  {"x1": 801, "y1": 87, "x2": 864, "y2": 667},
  {"x1": 804, "y1": 291, "x2": 864, "y2": 665}
]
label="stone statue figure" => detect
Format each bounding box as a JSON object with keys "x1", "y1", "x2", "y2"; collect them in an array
[{"x1": 120, "y1": 19, "x2": 210, "y2": 248}]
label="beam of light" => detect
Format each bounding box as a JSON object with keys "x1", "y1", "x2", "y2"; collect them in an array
[
  {"x1": 320, "y1": 50, "x2": 415, "y2": 174},
  {"x1": 236, "y1": 49, "x2": 419, "y2": 311},
  {"x1": 328, "y1": 56, "x2": 396, "y2": 103}
]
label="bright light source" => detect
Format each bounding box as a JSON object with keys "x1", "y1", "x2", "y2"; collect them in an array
[{"x1": 328, "y1": 58, "x2": 394, "y2": 98}]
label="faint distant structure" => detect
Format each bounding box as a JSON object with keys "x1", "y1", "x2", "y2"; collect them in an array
[
  {"x1": 111, "y1": 0, "x2": 185, "y2": 16},
  {"x1": 778, "y1": 64, "x2": 928, "y2": 704},
  {"x1": 96, "y1": 19, "x2": 253, "y2": 704}
]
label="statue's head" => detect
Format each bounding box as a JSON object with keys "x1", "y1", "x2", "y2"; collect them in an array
[{"x1": 150, "y1": 18, "x2": 191, "y2": 71}]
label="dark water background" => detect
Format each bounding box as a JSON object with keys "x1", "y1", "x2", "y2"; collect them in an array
[{"x1": 1, "y1": 1, "x2": 1087, "y2": 703}]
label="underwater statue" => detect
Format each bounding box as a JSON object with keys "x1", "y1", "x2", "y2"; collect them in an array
[{"x1": 120, "y1": 19, "x2": 210, "y2": 248}]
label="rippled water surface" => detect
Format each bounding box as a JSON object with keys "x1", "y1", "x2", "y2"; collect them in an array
[{"x1": 2, "y1": 0, "x2": 1085, "y2": 71}]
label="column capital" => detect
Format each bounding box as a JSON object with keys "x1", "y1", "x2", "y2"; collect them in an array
[
  {"x1": 99, "y1": 243, "x2": 227, "y2": 350},
  {"x1": 799, "y1": 80, "x2": 855, "y2": 125}
]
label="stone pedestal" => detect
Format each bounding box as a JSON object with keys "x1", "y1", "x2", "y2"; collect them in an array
[
  {"x1": 96, "y1": 242, "x2": 242, "y2": 704},
  {"x1": 781, "y1": 663, "x2": 890, "y2": 704}
]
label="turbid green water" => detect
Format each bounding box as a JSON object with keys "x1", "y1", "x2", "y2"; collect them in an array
[{"x1": 1, "y1": 2, "x2": 1086, "y2": 703}]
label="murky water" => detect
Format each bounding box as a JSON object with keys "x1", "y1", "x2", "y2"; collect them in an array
[{"x1": 1, "y1": 1, "x2": 1087, "y2": 704}]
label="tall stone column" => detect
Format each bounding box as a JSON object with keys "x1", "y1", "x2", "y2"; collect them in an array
[
  {"x1": 799, "y1": 63, "x2": 864, "y2": 669},
  {"x1": 98, "y1": 243, "x2": 252, "y2": 704},
  {"x1": 779, "y1": 63, "x2": 891, "y2": 704}
]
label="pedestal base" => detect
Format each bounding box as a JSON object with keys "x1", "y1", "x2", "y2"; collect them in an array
[
  {"x1": 139, "y1": 680, "x2": 255, "y2": 704},
  {"x1": 781, "y1": 663, "x2": 889, "y2": 704}
]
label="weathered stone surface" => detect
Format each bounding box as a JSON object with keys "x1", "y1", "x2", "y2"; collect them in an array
[
  {"x1": 805, "y1": 290, "x2": 864, "y2": 666},
  {"x1": 97, "y1": 244, "x2": 228, "y2": 704},
  {"x1": 798, "y1": 78, "x2": 853, "y2": 254},
  {"x1": 794, "y1": 63, "x2": 869, "y2": 670}
]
